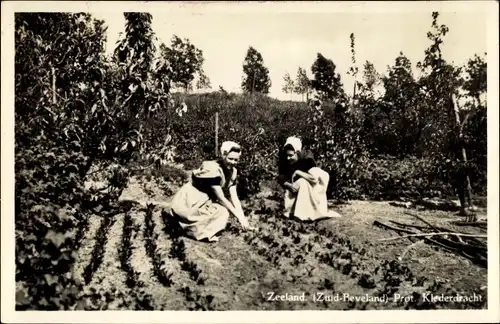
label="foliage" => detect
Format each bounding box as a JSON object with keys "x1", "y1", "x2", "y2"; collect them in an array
[
  {"x1": 310, "y1": 53, "x2": 346, "y2": 102},
  {"x1": 460, "y1": 54, "x2": 487, "y2": 193},
  {"x1": 347, "y1": 33, "x2": 359, "y2": 99},
  {"x1": 306, "y1": 99, "x2": 368, "y2": 200},
  {"x1": 357, "y1": 156, "x2": 457, "y2": 200},
  {"x1": 15, "y1": 12, "x2": 107, "y2": 309},
  {"x1": 376, "y1": 52, "x2": 421, "y2": 157},
  {"x1": 361, "y1": 61, "x2": 382, "y2": 94},
  {"x1": 281, "y1": 72, "x2": 295, "y2": 99},
  {"x1": 416, "y1": 12, "x2": 463, "y2": 156},
  {"x1": 15, "y1": 12, "x2": 170, "y2": 309},
  {"x1": 294, "y1": 67, "x2": 312, "y2": 102},
  {"x1": 462, "y1": 53, "x2": 487, "y2": 104},
  {"x1": 353, "y1": 12, "x2": 486, "y2": 197},
  {"x1": 195, "y1": 68, "x2": 212, "y2": 91},
  {"x1": 114, "y1": 13, "x2": 155, "y2": 80},
  {"x1": 161, "y1": 35, "x2": 205, "y2": 92},
  {"x1": 241, "y1": 46, "x2": 271, "y2": 94},
  {"x1": 15, "y1": 145, "x2": 90, "y2": 310}
]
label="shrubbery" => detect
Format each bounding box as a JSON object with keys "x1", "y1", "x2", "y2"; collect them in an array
[
  {"x1": 139, "y1": 91, "x2": 486, "y2": 201},
  {"x1": 15, "y1": 12, "x2": 170, "y2": 309},
  {"x1": 140, "y1": 92, "x2": 310, "y2": 198}
]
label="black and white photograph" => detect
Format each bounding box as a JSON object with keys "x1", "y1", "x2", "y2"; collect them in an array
[{"x1": 1, "y1": 1, "x2": 499, "y2": 323}]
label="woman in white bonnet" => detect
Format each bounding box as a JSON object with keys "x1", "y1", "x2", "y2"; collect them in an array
[
  {"x1": 170, "y1": 141, "x2": 252, "y2": 242},
  {"x1": 278, "y1": 136, "x2": 339, "y2": 221}
]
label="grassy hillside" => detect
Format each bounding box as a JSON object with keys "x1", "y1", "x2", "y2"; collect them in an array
[{"x1": 140, "y1": 91, "x2": 486, "y2": 201}]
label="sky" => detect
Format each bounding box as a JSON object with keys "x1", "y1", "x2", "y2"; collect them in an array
[{"x1": 91, "y1": 4, "x2": 488, "y2": 101}]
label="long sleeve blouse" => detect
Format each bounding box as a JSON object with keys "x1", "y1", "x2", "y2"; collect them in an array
[{"x1": 278, "y1": 149, "x2": 316, "y2": 187}]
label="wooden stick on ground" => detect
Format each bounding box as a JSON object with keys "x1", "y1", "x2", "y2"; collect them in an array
[
  {"x1": 373, "y1": 220, "x2": 416, "y2": 234},
  {"x1": 451, "y1": 220, "x2": 487, "y2": 227},
  {"x1": 389, "y1": 220, "x2": 431, "y2": 230},
  {"x1": 403, "y1": 212, "x2": 487, "y2": 247},
  {"x1": 379, "y1": 232, "x2": 487, "y2": 242},
  {"x1": 374, "y1": 219, "x2": 487, "y2": 266},
  {"x1": 404, "y1": 212, "x2": 441, "y2": 232},
  {"x1": 391, "y1": 219, "x2": 482, "y2": 237}
]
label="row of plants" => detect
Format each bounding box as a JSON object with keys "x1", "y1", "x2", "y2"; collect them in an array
[
  {"x1": 143, "y1": 203, "x2": 174, "y2": 286},
  {"x1": 250, "y1": 208, "x2": 486, "y2": 310},
  {"x1": 161, "y1": 209, "x2": 217, "y2": 310}
]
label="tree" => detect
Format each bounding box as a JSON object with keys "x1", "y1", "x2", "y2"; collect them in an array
[
  {"x1": 417, "y1": 12, "x2": 463, "y2": 157},
  {"x1": 417, "y1": 12, "x2": 463, "y2": 135},
  {"x1": 461, "y1": 54, "x2": 487, "y2": 198},
  {"x1": 114, "y1": 13, "x2": 156, "y2": 81},
  {"x1": 383, "y1": 53, "x2": 418, "y2": 107},
  {"x1": 310, "y1": 53, "x2": 345, "y2": 102},
  {"x1": 282, "y1": 72, "x2": 295, "y2": 100},
  {"x1": 111, "y1": 13, "x2": 172, "y2": 163},
  {"x1": 462, "y1": 53, "x2": 487, "y2": 107},
  {"x1": 195, "y1": 68, "x2": 212, "y2": 91},
  {"x1": 361, "y1": 61, "x2": 381, "y2": 95},
  {"x1": 241, "y1": 46, "x2": 271, "y2": 94},
  {"x1": 15, "y1": 14, "x2": 106, "y2": 124},
  {"x1": 294, "y1": 67, "x2": 311, "y2": 102},
  {"x1": 418, "y1": 12, "x2": 473, "y2": 217},
  {"x1": 347, "y1": 33, "x2": 360, "y2": 110},
  {"x1": 363, "y1": 62, "x2": 380, "y2": 92},
  {"x1": 162, "y1": 35, "x2": 204, "y2": 92},
  {"x1": 378, "y1": 52, "x2": 421, "y2": 156},
  {"x1": 357, "y1": 60, "x2": 383, "y2": 151}
]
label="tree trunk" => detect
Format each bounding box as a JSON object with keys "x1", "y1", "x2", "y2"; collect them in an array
[
  {"x1": 51, "y1": 66, "x2": 57, "y2": 104},
  {"x1": 351, "y1": 79, "x2": 357, "y2": 114},
  {"x1": 252, "y1": 71, "x2": 256, "y2": 93},
  {"x1": 451, "y1": 94, "x2": 474, "y2": 216}
]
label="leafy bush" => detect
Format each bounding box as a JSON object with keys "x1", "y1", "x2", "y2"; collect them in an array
[
  {"x1": 137, "y1": 89, "x2": 486, "y2": 201},
  {"x1": 15, "y1": 12, "x2": 171, "y2": 309},
  {"x1": 306, "y1": 98, "x2": 369, "y2": 200},
  {"x1": 357, "y1": 156, "x2": 456, "y2": 200},
  {"x1": 139, "y1": 91, "x2": 310, "y2": 198}
]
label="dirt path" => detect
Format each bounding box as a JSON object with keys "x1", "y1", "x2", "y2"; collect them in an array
[{"x1": 72, "y1": 175, "x2": 487, "y2": 310}]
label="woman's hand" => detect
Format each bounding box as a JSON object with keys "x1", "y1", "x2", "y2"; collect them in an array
[
  {"x1": 237, "y1": 214, "x2": 255, "y2": 231},
  {"x1": 292, "y1": 170, "x2": 318, "y2": 185},
  {"x1": 238, "y1": 215, "x2": 250, "y2": 230},
  {"x1": 284, "y1": 181, "x2": 298, "y2": 194},
  {"x1": 212, "y1": 185, "x2": 242, "y2": 219}
]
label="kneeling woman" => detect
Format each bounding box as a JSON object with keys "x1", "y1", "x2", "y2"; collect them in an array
[
  {"x1": 170, "y1": 141, "x2": 251, "y2": 242},
  {"x1": 278, "y1": 136, "x2": 339, "y2": 222}
]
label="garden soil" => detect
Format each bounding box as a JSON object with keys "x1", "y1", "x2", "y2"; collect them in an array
[{"x1": 74, "y1": 173, "x2": 488, "y2": 310}]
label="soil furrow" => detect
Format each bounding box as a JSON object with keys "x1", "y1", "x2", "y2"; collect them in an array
[
  {"x1": 82, "y1": 214, "x2": 115, "y2": 285},
  {"x1": 143, "y1": 205, "x2": 174, "y2": 287},
  {"x1": 158, "y1": 207, "x2": 219, "y2": 310},
  {"x1": 129, "y1": 207, "x2": 167, "y2": 309},
  {"x1": 68, "y1": 175, "x2": 487, "y2": 311},
  {"x1": 72, "y1": 215, "x2": 103, "y2": 283},
  {"x1": 79, "y1": 214, "x2": 132, "y2": 310}
]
